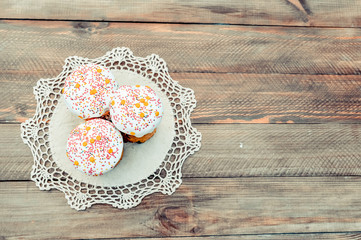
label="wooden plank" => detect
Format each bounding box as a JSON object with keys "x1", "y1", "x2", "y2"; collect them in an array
[
  {"x1": 181, "y1": 73, "x2": 361, "y2": 124},
  {"x1": 4, "y1": 123, "x2": 361, "y2": 180},
  {"x1": 134, "y1": 234, "x2": 361, "y2": 240},
  {"x1": 1, "y1": 178, "x2": 361, "y2": 239},
  {"x1": 0, "y1": 20, "x2": 360, "y2": 77},
  {"x1": 128, "y1": 233, "x2": 361, "y2": 240},
  {"x1": 2, "y1": 71, "x2": 361, "y2": 124},
  {"x1": 1, "y1": 0, "x2": 361, "y2": 28}
]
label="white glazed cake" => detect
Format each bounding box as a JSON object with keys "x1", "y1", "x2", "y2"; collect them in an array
[
  {"x1": 66, "y1": 118, "x2": 123, "y2": 176},
  {"x1": 63, "y1": 64, "x2": 118, "y2": 119},
  {"x1": 109, "y1": 85, "x2": 163, "y2": 142}
]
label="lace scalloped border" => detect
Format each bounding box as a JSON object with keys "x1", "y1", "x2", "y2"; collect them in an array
[{"x1": 20, "y1": 47, "x2": 202, "y2": 210}]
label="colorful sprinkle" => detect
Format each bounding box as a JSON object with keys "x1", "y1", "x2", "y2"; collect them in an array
[
  {"x1": 66, "y1": 119, "x2": 123, "y2": 176},
  {"x1": 63, "y1": 64, "x2": 118, "y2": 119},
  {"x1": 97, "y1": 69, "x2": 102, "y2": 73},
  {"x1": 155, "y1": 111, "x2": 159, "y2": 116},
  {"x1": 111, "y1": 100, "x2": 115, "y2": 106},
  {"x1": 109, "y1": 85, "x2": 163, "y2": 138},
  {"x1": 90, "y1": 138, "x2": 95, "y2": 144}
]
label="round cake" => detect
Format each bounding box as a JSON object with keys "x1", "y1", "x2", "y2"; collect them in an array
[
  {"x1": 109, "y1": 85, "x2": 163, "y2": 143},
  {"x1": 66, "y1": 118, "x2": 124, "y2": 176},
  {"x1": 62, "y1": 64, "x2": 118, "y2": 119}
]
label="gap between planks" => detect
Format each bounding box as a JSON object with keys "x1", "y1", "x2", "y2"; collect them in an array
[{"x1": 0, "y1": 18, "x2": 360, "y2": 30}]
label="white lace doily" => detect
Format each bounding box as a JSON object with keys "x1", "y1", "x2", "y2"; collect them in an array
[{"x1": 20, "y1": 47, "x2": 202, "y2": 211}]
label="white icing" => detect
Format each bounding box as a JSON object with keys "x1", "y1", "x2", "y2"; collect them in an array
[
  {"x1": 66, "y1": 118, "x2": 123, "y2": 176},
  {"x1": 63, "y1": 64, "x2": 118, "y2": 119},
  {"x1": 109, "y1": 85, "x2": 164, "y2": 138}
]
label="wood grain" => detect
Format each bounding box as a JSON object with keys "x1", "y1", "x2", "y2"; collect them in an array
[
  {"x1": 1, "y1": 0, "x2": 361, "y2": 28},
  {"x1": 2, "y1": 72, "x2": 361, "y2": 124},
  {"x1": 2, "y1": 178, "x2": 361, "y2": 239},
  {"x1": 3, "y1": 2, "x2": 361, "y2": 240},
  {"x1": 4, "y1": 123, "x2": 361, "y2": 180},
  {"x1": 0, "y1": 20, "x2": 360, "y2": 77},
  {"x1": 128, "y1": 234, "x2": 361, "y2": 240},
  {"x1": 182, "y1": 73, "x2": 361, "y2": 124}
]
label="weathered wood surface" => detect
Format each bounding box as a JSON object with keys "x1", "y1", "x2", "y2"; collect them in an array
[
  {"x1": 3, "y1": 71, "x2": 361, "y2": 124},
  {"x1": 1, "y1": 20, "x2": 360, "y2": 123},
  {"x1": 2, "y1": 178, "x2": 361, "y2": 239},
  {"x1": 2, "y1": 2, "x2": 361, "y2": 239},
  {"x1": 0, "y1": 21, "x2": 360, "y2": 76},
  {"x1": 128, "y1": 234, "x2": 361, "y2": 240},
  {"x1": 2, "y1": 0, "x2": 361, "y2": 28},
  {"x1": 4, "y1": 123, "x2": 361, "y2": 180}
]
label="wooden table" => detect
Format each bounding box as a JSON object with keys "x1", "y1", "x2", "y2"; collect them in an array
[{"x1": 1, "y1": 1, "x2": 361, "y2": 239}]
